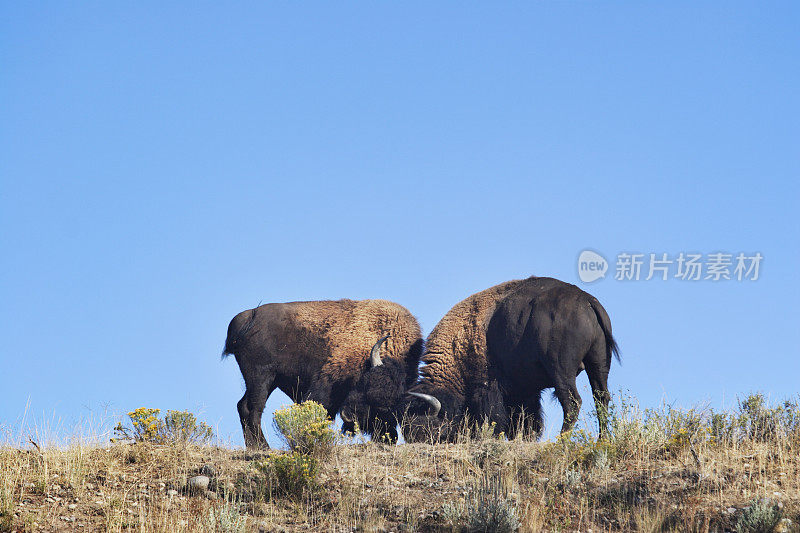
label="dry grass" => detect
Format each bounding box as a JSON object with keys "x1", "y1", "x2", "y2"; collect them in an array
[{"x1": 2, "y1": 395, "x2": 799, "y2": 532}]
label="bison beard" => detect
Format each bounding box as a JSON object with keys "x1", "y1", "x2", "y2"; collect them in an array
[{"x1": 222, "y1": 299, "x2": 422, "y2": 448}]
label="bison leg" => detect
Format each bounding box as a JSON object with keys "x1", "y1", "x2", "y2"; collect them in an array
[
  {"x1": 554, "y1": 380, "x2": 582, "y2": 434},
  {"x1": 237, "y1": 394, "x2": 254, "y2": 446},
  {"x1": 240, "y1": 374, "x2": 275, "y2": 449},
  {"x1": 583, "y1": 346, "x2": 611, "y2": 439}
]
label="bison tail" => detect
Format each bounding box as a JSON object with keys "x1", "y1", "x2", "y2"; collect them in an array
[
  {"x1": 589, "y1": 299, "x2": 620, "y2": 365},
  {"x1": 221, "y1": 307, "x2": 258, "y2": 360}
]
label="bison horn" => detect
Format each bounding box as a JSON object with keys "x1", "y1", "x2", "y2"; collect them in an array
[
  {"x1": 408, "y1": 392, "x2": 441, "y2": 417},
  {"x1": 369, "y1": 334, "x2": 391, "y2": 367}
]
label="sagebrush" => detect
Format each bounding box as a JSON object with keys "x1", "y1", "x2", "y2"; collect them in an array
[
  {"x1": 113, "y1": 408, "x2": 214, "y2": 444},
  {"x1": 272, "y1": 401, "x2": 337, "y2": 457}
]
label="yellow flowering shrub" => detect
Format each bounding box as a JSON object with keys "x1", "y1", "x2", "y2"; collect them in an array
[
  {"x1": 256, "y1": 452, "x2": 319, "y2": 498},
  {"x1": 273, "y1": 401, "x2": 337, "y2": 457},
  {"x1": 114, "y1": 408, "x2": 162, "y2": 442},
  {"x1": 113, "y1": 407, "x2": 214, "y2": 444}
]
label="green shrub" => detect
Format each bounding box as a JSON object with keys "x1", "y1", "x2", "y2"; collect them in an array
[
  {"x1": 272, "y1": 401, "x2": 337, "y2": 457},
  {"x1": 465, "y1": 474, "x2": 520, "y2": 533},
  {"x1": 602, "y1": 395, "x2": 714, "y2": 457},
  {"x1": 255, "y1": 452, "x2": 319, "y2": 498},
  {"x1": 736, "y1": 498, "x2": 783, "y2": 533},
  {"x1": 206, "y1": 501, "x2": 247, "y2": 533},
  {"x1": 709, "y1": 411, "x2": 737, "y2": 444},
  {"x1": 562, "y1": 468, "x2": 581, "y2": 490},
  {"x1": 655, "y1": 406, "x2": 707, "y2": 456},
  {"x1": 113, "y1": 407, "x2": 214, "y2": 444},
  {"x1": 441, "y1": 500, "x2": 466, "y2": 526},
  {"x1": 738, "y1": 394, "x2": 778, "y2": 442},
  {"x1": 589, "y1": 448, "x2": 609, "y2": 473},
  {"x1": 605, "y1": 396, "x2": 664, "y2": 456},
  {"x1": 161, "y1": 410, "x2": 214, "y2": 444},
  {"x1": 737, "y1": 394, "x2": 800, "y2": 443}
]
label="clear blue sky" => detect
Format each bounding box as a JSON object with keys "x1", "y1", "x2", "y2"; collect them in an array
[{"x1": 2, "y1": 3, "x2": 798, "y2": 446}]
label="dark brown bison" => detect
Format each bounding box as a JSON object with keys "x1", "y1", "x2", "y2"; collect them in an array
[
  {"x1": 401, "y1": 276, "x2": 619, "y2": 441},
  {"x1": 222, "y1": 299, "x2": 422, "y2": 448}
]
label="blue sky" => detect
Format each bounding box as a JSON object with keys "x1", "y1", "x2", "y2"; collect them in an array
[{"x1": 2, "y1": 3, "x2": 798, "y2": 446}]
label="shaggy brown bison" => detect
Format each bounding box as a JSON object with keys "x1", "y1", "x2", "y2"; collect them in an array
[
  {"x1": 401, "y1": 276, "x2": 619, "y2": 442},
  {"x1": 223, "y1": 299, "x2": 422, "y2": 447}
]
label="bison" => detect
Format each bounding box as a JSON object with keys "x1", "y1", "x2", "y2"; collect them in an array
[
  {"x1": 400, "y1": 276, "x2": 619, "y2": 441},
  {"x1": 222, "y1": 299, "x2": 423, "y2": 448}
]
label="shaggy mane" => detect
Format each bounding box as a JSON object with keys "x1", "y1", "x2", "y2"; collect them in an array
[{"x1": 419, "y1": 278, "x2": 529, "y2": 397}]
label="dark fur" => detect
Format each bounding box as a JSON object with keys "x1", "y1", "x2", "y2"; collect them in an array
[
  {"x1": 222, "y1": 299, "x2": 423, "y2": 448},
  {"x1": 403, "y1": 277, "x2": 619, "y2": 442}
]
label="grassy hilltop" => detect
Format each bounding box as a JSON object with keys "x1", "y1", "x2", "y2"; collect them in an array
[{"x1": 1, "y1": 394, "x2": 798, "y2": 533}]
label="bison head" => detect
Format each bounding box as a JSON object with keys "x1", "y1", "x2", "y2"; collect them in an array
[
  {"x1": 339, "y1": 335, "x2": 409, "y2": 443},
  {"x1": 399, "y1": 390, "x2": 457, "y2": 443},
  {"x1": 401, "y1": 381, "x2": 511, "y2": 442}
]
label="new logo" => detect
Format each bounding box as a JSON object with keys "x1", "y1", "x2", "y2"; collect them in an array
[{"x1": 578, "y1": 250, "x2": 608, "y2": 283}]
